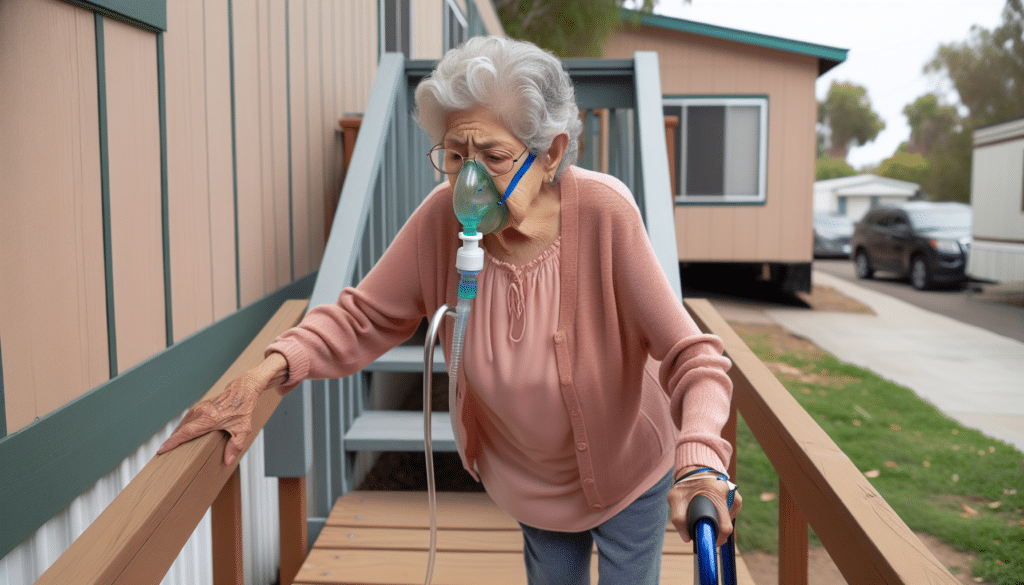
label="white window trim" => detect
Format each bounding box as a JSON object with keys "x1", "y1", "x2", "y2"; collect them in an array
[{"x1": 667, "y1": 96, "x2": 769, "y2": 205}]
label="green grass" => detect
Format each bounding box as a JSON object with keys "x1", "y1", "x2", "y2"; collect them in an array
[{"x1": 732, "y1": 326, "x2": 1024, "y2": 585}]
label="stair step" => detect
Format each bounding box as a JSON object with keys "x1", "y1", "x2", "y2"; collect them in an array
[
  {"x1": 344, "y1": 411, "x2": 457, "y2": 452},
  {"x1": 365, "y1": 345, "x2": 446, "y2": 373}
]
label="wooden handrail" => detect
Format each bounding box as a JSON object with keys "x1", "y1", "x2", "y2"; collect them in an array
[
  {"x1": 35, "y1": 299, "x2": 308, "y2": 585},
  {"x1": 684, "y1": 298, "x2": 958, "y2": 584}
]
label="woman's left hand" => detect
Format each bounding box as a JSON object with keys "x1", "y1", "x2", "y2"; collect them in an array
[{"x1": 667, "y1": 467, "x2": 743, "y2": 547}]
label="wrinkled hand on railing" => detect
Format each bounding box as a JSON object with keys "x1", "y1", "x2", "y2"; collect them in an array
[
  {"x1": 668, "y1": 465, "x2": 743, "y2": 547},
  {"x1": 156, "y1": 352, "x2": 290, "y2": 466}
]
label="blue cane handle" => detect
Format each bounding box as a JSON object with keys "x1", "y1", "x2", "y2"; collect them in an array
[{"x1": 687, "y1": 495, "x2": 719, "y2": 585}]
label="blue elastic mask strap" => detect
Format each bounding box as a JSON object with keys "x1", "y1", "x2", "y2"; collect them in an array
[{"x1": 498, "y1": 152, "x2": 536, "y2": 206}]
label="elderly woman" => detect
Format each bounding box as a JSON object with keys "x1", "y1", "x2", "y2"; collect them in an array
[{"x1": 159, "y1": 36, "x2": 740, "y2": 584}]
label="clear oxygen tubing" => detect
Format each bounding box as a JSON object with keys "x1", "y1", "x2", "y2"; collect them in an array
[
  {"x1": 422, "y1": 303, "x2": 451, "y2": 585},
  {"x1": 421, "y1": 232, "x2": 482, "y2": 585},
  {"x1": 448, "y1": 231, "x2": 483, "y2": 419}
]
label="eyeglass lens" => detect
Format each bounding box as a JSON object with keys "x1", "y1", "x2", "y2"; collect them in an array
[{"x1": 429, "y1": 147, "x2": 522, "y2": 177}]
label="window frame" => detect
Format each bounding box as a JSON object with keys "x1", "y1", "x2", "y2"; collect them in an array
[
  {"x1": 664, "y1": 95, "x2": 769, "y2": 206},
  {"x1": 379, "y1": 0, "x2": 413, "y2": 57},
  {"x1": 443, "y1": 0, "x2": 468, "y2": 52}
]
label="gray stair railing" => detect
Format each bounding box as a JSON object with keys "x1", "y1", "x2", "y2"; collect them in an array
[{"x1": 263, "y1": 51, "x2": 677, "y2": 544}]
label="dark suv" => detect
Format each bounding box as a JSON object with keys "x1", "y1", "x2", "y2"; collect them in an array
[{"x1": 850, "y1": 202, "x2": 972, "y2": 290}]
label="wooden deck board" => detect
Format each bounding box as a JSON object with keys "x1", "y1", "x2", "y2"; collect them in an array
[{"x1": 297, "y1": 490, "x2": 757, "y2": 585}]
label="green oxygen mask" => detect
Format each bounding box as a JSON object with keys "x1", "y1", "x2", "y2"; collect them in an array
[
  {"x1": 452, "y1": 160, "x2": 506, "y2": 236},
  {"x1": 452, "y1": 152, "x2": 536, "y2": 235}
]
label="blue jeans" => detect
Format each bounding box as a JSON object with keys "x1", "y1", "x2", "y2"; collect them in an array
[{"x1": 519, "y1": 470, "x2": 672, "y2": 585}]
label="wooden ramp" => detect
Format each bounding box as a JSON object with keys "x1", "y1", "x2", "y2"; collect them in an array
[{"x1": 294, "y1": 491, "x2": 757, "y2": 585}]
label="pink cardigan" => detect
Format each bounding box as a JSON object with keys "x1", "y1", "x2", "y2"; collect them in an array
[{"x1": 267, "y1": 166, "x2": 733, "y2": 513}]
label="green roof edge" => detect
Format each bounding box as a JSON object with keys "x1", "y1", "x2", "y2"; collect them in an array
[{"x1": 622, "y1": 9, "x2": 848, "y2": 76}]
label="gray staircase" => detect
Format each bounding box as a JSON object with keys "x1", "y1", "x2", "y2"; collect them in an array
[{"x1": 345, "y1": 344, "x2": 456, "y2": 452}]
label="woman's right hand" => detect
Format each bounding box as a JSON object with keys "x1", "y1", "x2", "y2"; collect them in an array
[{"x1": 156, "y1": 352, "x2": 289, "y2": 466}]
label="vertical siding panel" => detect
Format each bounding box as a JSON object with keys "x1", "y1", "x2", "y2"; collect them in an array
[
  {"x1": 325, "y1": 0, "x2": 342, "y2": 243},
  {"x1": 335, "y1": 0, "x2": 376, "y2": 121},
  {"x1": 233, "y1": 0, "x2": 265, "y2": 305},
  {"x1": 330, "y1": 0, "x2": 345, "y2": 247},
  {"x1": 270, "y1": 0, "x2": 292, "y2": 286},
  {"x1": 414, "y1": 0, "x2": 443, "y2": 59},
  {"x1": 362, "y1": 0, "x2": 377, "y2": 110},
  {"x1": 763, "y1": 67, "x2": 786, "y2": 260},
  {"x1": 342, "y1": 0, "x2": 358, "y2": 114},
  {"x1": 784, "y1": 67, "x2": 816, "y2": 259},
  {"x1": 305, "y1": 0, "x2": 326, "y2": 266},
  {"x1": 166, "y1": 0, "x2": 215, "y2": 341},
  {"x1": 0, "y1": 0, "x2": 107, "y2": 432},
  {"x1": 289, "y1": 0, "x2": 311, "y2": 277},
  {"x1": 204, "y1": 0, "x2": 238, "y2": 321},
  {"x1": 104, "y1": 19, "x2": 166, "y2": 371},
  {"x1": 257, "y1": 0, "x2": 277, "y2": 295}
]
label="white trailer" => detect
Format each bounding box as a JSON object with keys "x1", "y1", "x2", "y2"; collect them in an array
[{"x1": 969, "y1": 117, "x2": 1024, "y2": 283}]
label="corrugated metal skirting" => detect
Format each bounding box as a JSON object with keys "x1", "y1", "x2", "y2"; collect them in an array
[{"x1": 0, "y1": 412, "x2": 281, "y2": 585}]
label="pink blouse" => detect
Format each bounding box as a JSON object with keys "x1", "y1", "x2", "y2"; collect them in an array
[{"x1": 465, "y1": 237, "x2": 665, "y2": 531}]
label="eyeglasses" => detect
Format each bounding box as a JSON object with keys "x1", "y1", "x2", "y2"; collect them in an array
[{"x1": 427, "y1": 144, "x2": 530, "y2": 177}]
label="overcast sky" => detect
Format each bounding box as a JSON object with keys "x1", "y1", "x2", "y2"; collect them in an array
[{"x1": 652, "y1": 0, "x2": 1007, "y2": 169}]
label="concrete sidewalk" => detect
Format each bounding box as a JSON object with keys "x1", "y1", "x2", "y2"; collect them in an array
[{"x1": 744, "y1": 271, "x2": 1024, "y2": 452}]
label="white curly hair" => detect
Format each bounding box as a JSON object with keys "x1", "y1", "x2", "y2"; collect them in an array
[{"x1": 414, "y1": 36, "x2": 582, "y2": 181}]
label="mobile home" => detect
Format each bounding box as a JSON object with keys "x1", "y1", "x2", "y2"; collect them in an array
[
  {"x1": 968, "y1": 117, "x2": 1024, "y2": 283},
  {"x1": 603, "y1": 11, "x2": 847, "y2": 292}
]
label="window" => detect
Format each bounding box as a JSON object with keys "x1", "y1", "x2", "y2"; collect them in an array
[
  {"x1": 381, "y1": 0, "x2": 412, "y2": 56},
  {"x1": 444, "y1": 0, "x2": 467, "y2": 52},
  {"x1": 663, "y1": 97, "x2": 768, "y2": 204}
]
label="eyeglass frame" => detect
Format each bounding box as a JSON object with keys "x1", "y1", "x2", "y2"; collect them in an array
[{"x1": 427, "y1": 144, "x2": 532, "y2": 177}]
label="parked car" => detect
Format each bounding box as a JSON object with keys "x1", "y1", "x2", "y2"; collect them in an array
[
  {"x1": 813, "y1": 212, "x2": 855, "y2": 258},
  {"x1": 850, "y1": 201, "x2": 972, "y2": 290}
]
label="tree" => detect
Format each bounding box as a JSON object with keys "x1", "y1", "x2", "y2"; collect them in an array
[
  {"x1": 894, "y1": 94, "x2": 970, "y2": 200},
  {"x1": 818, "y1": 81, "x2": 886, "y2": 161},
  {"x1": 902, "y1": 94, "x2": 960, "y2": 157},
  {"x1": 926, "y1": 0, "x2": 1024, "y2": 128},
  {"x1": 815, "y1": 156, "x2": 857, "y2": 180},
  {"x1": 494, "y1": 0, "x2": 662, "y2": 58},
  {"x1": 901, "y1": 0, "x2": 1024, "y2": 202},
  {"x1": 875, "y1": 150, "x2": 930, "y2": 187}
]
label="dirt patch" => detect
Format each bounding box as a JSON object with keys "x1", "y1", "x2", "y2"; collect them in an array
[
  {"x1": 797, "y1": 284, "x2": 875, "y2": 315},
  {"x1": 358, "y1": 451, "x2": 484, "y2": 492},
  {"x1": 730, "y1": 322, "x2": 823, "y2": 361},
  {"x1": 741, "y1": 532, "x2": 993, "y2": 584}
]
